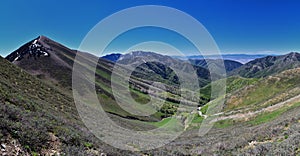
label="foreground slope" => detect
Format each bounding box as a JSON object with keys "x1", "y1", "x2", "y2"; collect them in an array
[{"x1": 0, "y1": 56, "x2": 137, "y2": 155}]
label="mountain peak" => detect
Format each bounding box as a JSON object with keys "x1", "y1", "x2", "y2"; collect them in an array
[
  {"x1": 284, "y1": 52, "x2": 300, "y2": 59},
  {"x1": 4, "y1": 35, "x2": 80, "y2": 88},
  {"x1": 38, "y1": 35, "x2": 53, "y2": 42},
  {"x1": 6, "y1": 36, "x2": 52, "y2": 62},
  {"x1": 286, "y1": 51, "x2": 299, "y2": 55}
]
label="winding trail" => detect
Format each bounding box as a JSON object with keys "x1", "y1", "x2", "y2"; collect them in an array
[{"x1": 209, "y1": 94, "x2": 300, "y2": 123}]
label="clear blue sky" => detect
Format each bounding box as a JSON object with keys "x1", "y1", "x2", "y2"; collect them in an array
[{"x1": 0, "y1": 0, "x2": 300, "y2": 56}]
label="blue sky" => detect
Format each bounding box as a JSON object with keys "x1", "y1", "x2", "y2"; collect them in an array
[{"x1": 0, "y1": 0, "x2": 300, "y2": 56}]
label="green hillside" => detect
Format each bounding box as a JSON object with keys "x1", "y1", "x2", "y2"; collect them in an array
[
  {"x1": 225, "y1": 68, "x2": 300, "y2": 112},
  {"x1": 199, "y1": 76, "x2": 259, "y2": 104}
]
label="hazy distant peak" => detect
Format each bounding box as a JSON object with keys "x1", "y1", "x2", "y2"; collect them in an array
[
  {"x1": 230, "y1": 52, "x2": 300, "y2": 78},
  {"x1": 101, "y1": 53, "x2": 122, "y2": 62}
]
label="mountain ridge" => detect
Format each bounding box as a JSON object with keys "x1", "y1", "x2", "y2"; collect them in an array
[
  {"x1": 102, "y1": 51, "x2": 215, "y2": 87},
  {"x1": 101, "y1": 53, "x2": 243, "y2": 72},
  {"x1": 188, "y1": 59, "x2": 243, "y2": 72},
  {"x1": 230, "y1": 52, "x2": 300, "y2": 78}
]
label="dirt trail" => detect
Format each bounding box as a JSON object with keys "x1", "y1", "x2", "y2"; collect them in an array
[{"x1": 209, "y1": 94, "x2": 300, "y2": 123}]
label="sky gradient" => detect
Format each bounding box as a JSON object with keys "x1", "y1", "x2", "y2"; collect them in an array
[{"x1": 0, "y1": 0, "x2": 300, "y2": 56}]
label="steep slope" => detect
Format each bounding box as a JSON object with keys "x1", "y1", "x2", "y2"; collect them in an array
[
  {"x1": 5, "y1": 36, "x2": 113, "y2": 90},
  {"x1": 198, "y1": 67, "x2": 300, "y2": 124},
  {"x1": 224, "y1": 67, "x2": 300, "y2": 112},
  {"x1": 189, "y1": 59, "x2": 243, "y2": 72},
  {"x1": 0, "y1": 56, "x2": 134, "y2": 155},
  {"x1": 200, "y1": 76, "x2": 259, "y2": 102},
  {"x1": 230, "y1": 52, "x2": 300, "y2": 78},
  {"x1": 6, "y1": 36, "x2": 75, "y2": 89}
]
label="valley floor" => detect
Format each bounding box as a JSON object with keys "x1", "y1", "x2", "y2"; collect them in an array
[{"x1": 151, "y1": 103, "x2": 300, "y2": 155}]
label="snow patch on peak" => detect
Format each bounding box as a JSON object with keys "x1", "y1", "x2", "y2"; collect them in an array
[{"x1": 10, "y1": 38, "x2": 51, "y2": 62}]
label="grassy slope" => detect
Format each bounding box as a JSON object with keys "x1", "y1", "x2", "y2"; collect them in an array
[
  {"x1": 199, "y1": 76, "x2": 259, "y2": 105},
  {"x1": 192, "y1": 69, "x2": 300, "y2": 130},
  {"x1": 225, "y1": 68, "x2": 300, "y2": 112}
]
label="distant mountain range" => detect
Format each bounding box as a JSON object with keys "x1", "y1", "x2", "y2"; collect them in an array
[
  {"x1": 103, "y1": 52, "x2": 300, "y2": 79},
  {"x1": 101, "y1": 53, "x2": 122, "y2": 62},
  {"x1": 173, "y1": 54, "x2": 270, "y2": 64},
  {"x1": 101, "y1": 53, "x2": 243, "y2": 73},
  {"x1": 102, "y1": 51, "x2": 214, "y2": 87},
  {"x1": 188, "y1": 59, "x2": 243, "y2": 72}
]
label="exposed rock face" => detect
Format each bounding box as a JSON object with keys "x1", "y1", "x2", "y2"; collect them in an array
[{"x1": 6, "y1": 36, "x2": 51, "y2": 62}]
